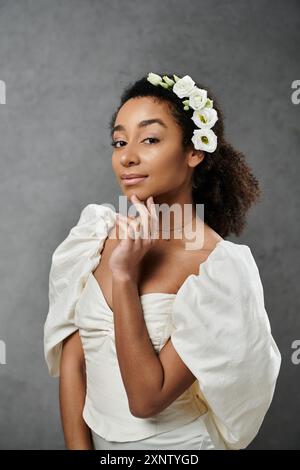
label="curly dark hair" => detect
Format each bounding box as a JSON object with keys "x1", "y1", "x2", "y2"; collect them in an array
[{"x1": 108, "y1": 73, "x2": 262, "y2": 238}]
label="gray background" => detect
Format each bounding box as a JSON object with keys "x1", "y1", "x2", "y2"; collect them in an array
[{"x1": 0, "y1": 0, "x2": 299, "y2": 450}]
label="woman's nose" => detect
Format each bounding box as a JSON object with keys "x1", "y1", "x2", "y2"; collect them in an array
[{"x1": 120, "y1": 143, "x2": 141, "y2": 165}]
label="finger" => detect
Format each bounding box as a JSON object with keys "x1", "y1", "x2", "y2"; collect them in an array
[
  {"x1": 117, "y1": 212, "x2": 140, "y2": 226},
  {"x1": 116, "y1": 215, "x2": 133, "y2": 240},
  {"x1": 115, "y1": 215, "x2": 138, "y2": 244},
  {"x1": 146, "y1": 196, "x2": 159, "y2": 240},
  {"x1": 128, "y1": 218, "x2": 142, "y2": 242},
  {"x1": 130, "y1": 195, "x2": 151, "y2": 239},
  {"x1": 130, "y1": 198, "x2": 149, "y2": 227},
  {"x1": 117, "y1": 211, "x2": 147, "y2": 242},
  {"x1": 133, "y1": 220, "x2": 143, "y2": 245}
]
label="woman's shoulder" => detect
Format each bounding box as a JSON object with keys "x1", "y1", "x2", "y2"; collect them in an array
[
  {"x1": 219, "y1": 239, "x2": 262, "y2": 282},
  {"x1": 50, "y1": 203, "x2": 117, "y2": 268},
  {"x1": 208, "y1": 239, "x2": 259, "y2": 274},
  {"x1": 214, "y1": 238, "x2": 252, "y2": 256},
  {"x1": 183, "y1": 238, "x2": 264, "y2": 302},
  {"x1": 173, "y1": 238, "x2": 272, "y2": 345},
  {"x1": 76, "y1": 203, "x2": 117, "y2": 226}
]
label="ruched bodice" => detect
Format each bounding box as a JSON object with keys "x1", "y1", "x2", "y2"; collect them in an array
[
  {"x1": 75, "y1": 272, "x2": 177, "y2": 352},
  {"x1": 74, "y1": 271, "x2": 207, "y2": 441}
]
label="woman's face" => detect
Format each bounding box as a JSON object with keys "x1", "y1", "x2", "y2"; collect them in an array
[{"x1": 111, "y1": 96, "x2": 203, "y2": 205}]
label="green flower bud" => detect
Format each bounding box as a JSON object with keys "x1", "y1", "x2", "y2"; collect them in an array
[
  {"x1": 163, "y1": 76, "x2": 175, "y2": 87},
  {"x1": 159, "y1": 82, "x2": 170, "y2": 89}
]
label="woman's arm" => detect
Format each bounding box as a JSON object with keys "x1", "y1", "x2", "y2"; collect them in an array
[
  {"x1": 112, "y1": 274, "x2": 197, "y2": 419},
  {"x1": 110, "y1": 197, "x2": 198, "y2": 419},
  {"x1": 59, "y1": 330, "x2": 94, "y2": 450}
]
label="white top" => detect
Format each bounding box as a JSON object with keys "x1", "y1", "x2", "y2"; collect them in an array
[{"x1": 44, "y1": 203, "x2": 282, "y2": 450}]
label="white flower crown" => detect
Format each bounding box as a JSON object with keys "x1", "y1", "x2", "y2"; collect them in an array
[{"x1": 147, "y1": 73, "x2": 218, "y2": 153}]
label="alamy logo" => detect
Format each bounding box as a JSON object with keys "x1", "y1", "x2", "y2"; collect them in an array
[
  {"x1": 0, "y1": 80, "x2": 6, "y2": 104},
  {"x1": 291, "y1": 340, "x2": 300, "y2": 365},
  {"x1": 291, "y1": 80, "x2": 300, "y2": 104},
  {"x1": 0, "y1": 340, "x2": 6, "y2": 364}
]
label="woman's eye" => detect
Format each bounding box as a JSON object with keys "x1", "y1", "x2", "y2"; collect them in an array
[
  {"x1": 110, "y1": 140, "x2": 125, "y2": 148},
  {"x1": 111, "y1": 137, "x2": 159, "y2": 148},
  {"x1": 143, "y1": 137, "x2": 159, "y2": 144}
]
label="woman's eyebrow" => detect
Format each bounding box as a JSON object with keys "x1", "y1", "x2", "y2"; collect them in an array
[{"x1": 111, "y1": 118, "x2": 167, "y2": 137}]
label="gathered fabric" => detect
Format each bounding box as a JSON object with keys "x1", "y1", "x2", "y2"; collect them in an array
[{"x1": 90, "y1": 414, "x2": 223, "y2": 450}]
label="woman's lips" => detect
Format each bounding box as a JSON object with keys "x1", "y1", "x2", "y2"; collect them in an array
[{"x1": 122, "y1": 176, "x2": 148, "y2": 186}]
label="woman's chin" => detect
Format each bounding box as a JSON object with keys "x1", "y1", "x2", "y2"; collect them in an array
[{"x1": 125, "y1": 191, "x2": 154, "y2": 202}]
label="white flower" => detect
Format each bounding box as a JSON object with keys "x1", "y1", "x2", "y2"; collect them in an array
[
  {"x1": 191, "y1": 128, "x2": 218, "y2": 153},
  {"x1": 172, "y1": 75, "x2": 195, "y2": 98},
  {"x1": 147, "y1": 72, "x2": 163, "y2": 86},
  {"x1": 146, "y1": 71, "x2": 218, "y2": 154},
  {"x1": 191, "y1": 107, "x2": 218, "y2": 129},
  {"x1": 188, "y1": 87, "x2": 208, "y2": 110}
]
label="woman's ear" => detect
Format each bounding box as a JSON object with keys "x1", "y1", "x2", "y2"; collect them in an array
[{"x1": 187, "y1": 149, "x2": 205, "y2": 168}]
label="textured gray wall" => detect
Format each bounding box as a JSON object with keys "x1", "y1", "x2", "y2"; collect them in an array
[{"x1": 0, "y1": 0, "x2": 299, "y2": 450}]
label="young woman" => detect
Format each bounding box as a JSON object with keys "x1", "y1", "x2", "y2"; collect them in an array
[{"x1": 44, "y1": 73, "x2": 281, "y2": 450}]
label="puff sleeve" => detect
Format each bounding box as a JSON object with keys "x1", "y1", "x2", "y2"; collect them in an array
[
  {"x1": 170, "y1": 241, "x2": 281, "y2": 450},
  {"x1": 43, "y1": 203, "x2": 116, "y2": 377}
]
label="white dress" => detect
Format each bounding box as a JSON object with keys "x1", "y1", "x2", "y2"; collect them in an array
[{"x1": 43, "y1": 203, "x2": 282, "y2": 450}]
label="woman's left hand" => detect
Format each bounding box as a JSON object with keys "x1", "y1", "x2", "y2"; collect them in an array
[{"x1": 108, "y1": 194, "x2": 159, "y2": 282}]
